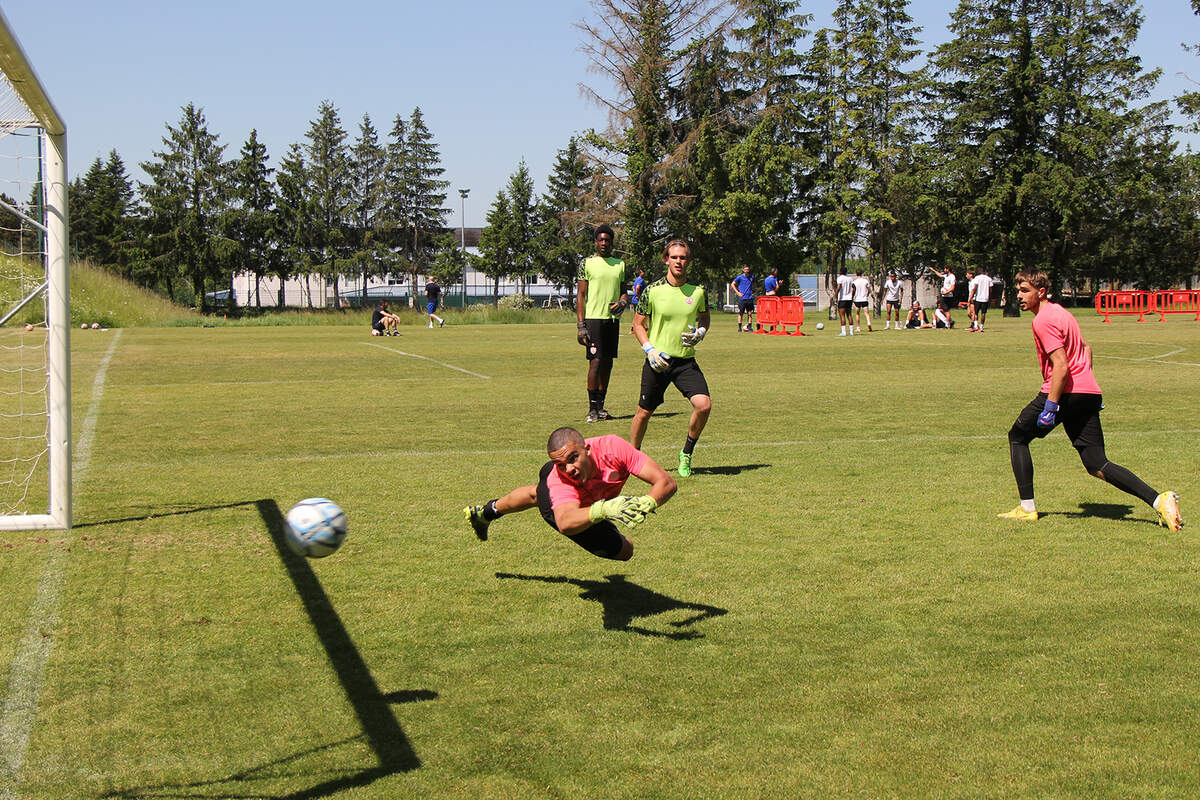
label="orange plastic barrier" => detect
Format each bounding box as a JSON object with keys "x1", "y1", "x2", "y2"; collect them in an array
[
  {"x1": 755, "y1": 296, "x2": 779, "y2": 333},
  {"x1": 1094, "y1": 290, "x2": 1154, "y2": 322},
  {"x1": 775, "y1": 296, "x2": 805, "y2": 335},
  {"x1": 1153, "y1": 290, "x2": 1200, "y2": 322}
]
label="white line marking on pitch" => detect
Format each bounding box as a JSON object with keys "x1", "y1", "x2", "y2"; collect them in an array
[
  {"x1": 363, "y1": 342, "x2": 491, "y2": 379},
  {"x1": 0, "y1": 330, "x2": 122, "y2": 799}
]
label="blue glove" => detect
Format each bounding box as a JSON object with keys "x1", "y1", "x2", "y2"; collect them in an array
[{"x1": 1037, "y1": 399, "x2": 1060, "y2": 430}]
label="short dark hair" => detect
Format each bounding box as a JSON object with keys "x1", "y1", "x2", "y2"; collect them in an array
[
  {"x1": 1014, "y1": 269, "x2": 1050, "y2": 292},
  {"x1": 594, "y1": 224, "x2": 614, "y2": 241},
  {"x1": 547, "y1": 426, "x2": 585, "y2": 454}
]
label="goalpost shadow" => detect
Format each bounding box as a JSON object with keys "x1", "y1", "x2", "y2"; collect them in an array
[{"x1": 105, "y1": 499, "x2": 430, "y2": 800}]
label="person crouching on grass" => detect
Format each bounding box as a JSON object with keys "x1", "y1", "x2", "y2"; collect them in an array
[
  {"x1": 463, "y1": 427, "x2": 676, "y2": 561},
  {"x1": 998, "y1": 269, "x2": 1182, "y2": 530}
]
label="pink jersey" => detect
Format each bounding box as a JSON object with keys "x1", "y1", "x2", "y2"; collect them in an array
[
  {"x1": 1031, "y1": 301, "x2": 1101, "y2": 395},
  {"x1": 546, "y1": 435, "x2": 647, "y2": 510}
]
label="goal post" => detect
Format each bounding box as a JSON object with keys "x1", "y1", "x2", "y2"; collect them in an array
[{"x1": 0, "y1": 9, "x2": 70, "y2": 531}]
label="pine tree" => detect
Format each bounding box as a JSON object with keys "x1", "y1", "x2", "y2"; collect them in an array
[
  {"x1": 139, "y1": 103, "x2": 232, "y2": 310},
  {"x1": 276, "y1": 143, "x2": 317, "y2": 307},
  {"x1": 578, "y1": 0, "x2": 728, "y2": 270},
  {"x1": 536, "y1": 137, "x2": 596, "y2": 292},
  {"x1": 477, "y1": 189, "x2": 515, "y2": 305},
  {"x1": 228, "y1": 130, "x2": 276, "y2": 307},
  {"x1": 387, "y1": 108, "x2": 450, "y2": 296},
  {"x1": 303, "y1": 100, "x2": 351, "y2": 304},
  {"x1": 348, "y1": 113, "x2": 390, "y2": 304}
]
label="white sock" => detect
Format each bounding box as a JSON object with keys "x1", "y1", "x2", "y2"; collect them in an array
[{"x1": 1021, "y1": 499, "x2": 1036, "y2": 513}]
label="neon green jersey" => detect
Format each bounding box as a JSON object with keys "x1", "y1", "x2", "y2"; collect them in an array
[
  {"x1": 636, "y1": 278, "x2": 708, "y2": 359},
  {"x1": 577, "y1": 255, "x2": 626, "y2": 319}
]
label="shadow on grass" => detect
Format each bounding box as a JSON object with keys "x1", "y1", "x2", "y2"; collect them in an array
[
  {"x1": 104, "y1": 499, "x2": 431, "y2": 799},
  {"x1": 1043, "y1": 502, "x2": 1158, "y2": 527},
  {"x1": 496, "y1": 572, "x2": 726, "y2": 640},
  {"x1": 689, "y1": 463, "x2": 770, "y2": 476}
]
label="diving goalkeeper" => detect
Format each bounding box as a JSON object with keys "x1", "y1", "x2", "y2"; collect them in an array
[{"x1": 463, "y1": 427, "x2": 677, "y2": 560}]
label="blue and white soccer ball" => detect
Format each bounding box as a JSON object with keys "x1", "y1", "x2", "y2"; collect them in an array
[
  {"x1": 285, "y1": 498, "x2": 347, "y2": 558},
  {"x1": 815, "y1": 322, "x2": 825, "y2": 331}
]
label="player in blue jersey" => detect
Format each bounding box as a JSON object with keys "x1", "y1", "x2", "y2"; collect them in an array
[{"x1": 730, "y1": 265, "x2": 755, "y2": 332}]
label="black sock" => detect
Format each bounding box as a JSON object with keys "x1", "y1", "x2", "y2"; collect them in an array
[
  {"x1": 598, "y1": 388, "x2": 607, "y2": 409},
  {"x1": 683, "y1": 435, "x2": 698, "y2": 455},
  {"x1": 482, "y1": 499, "x2": 503, "y2": 520},
  {"x1": 588, "y1": 390, "x2": 600, "y2": 412},
  {"x1": 1010, "y1": 441, "x2": 1034, "y2": 500},
  {"x1": 1100, "y1": 462, "x2": 1159, "y2": 506}
]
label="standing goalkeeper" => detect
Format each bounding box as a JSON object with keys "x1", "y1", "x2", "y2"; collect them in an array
[
  {"x1": 631, "y1": 238, "x2": 711, "y2": 477},
  {"x1": 576, "y1": 225, "x2": 629, "y2": 423},
  {"x1": 463, "y1": 427, "x2": 676, "y2": 561}
]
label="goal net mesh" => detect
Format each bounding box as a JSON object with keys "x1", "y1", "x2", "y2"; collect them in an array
[{"x1": 0, "y1": 70, "x2": 50, "y2": 517}]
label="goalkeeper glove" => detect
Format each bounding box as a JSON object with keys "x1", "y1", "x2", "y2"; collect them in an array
[
  {"x1": 1036, "y1": 399, "x2": 1060, "y2": 430},
  {"x1": 680, "y1": 324, "x2": 707, "y2": 347},
  {"x1": 588, "y1": 495, "x2": 658, "y2": 527},
  {"x1": 609, "y1": 298, "x2": 629, "y2": 315},
  {"x1": 642, "y1": 341, "x2": 671, "y2": 373},
  {"x1": 576, "y1": 322, "x2": 592, "y2": 347}
]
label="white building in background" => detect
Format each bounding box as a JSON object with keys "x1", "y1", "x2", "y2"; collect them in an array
[{"x1": 227, "y1": 228, "x2": 576, "y2": 309}]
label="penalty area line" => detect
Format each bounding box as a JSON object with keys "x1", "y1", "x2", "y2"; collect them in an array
[
  {"x1": 0, "y1": 330, "x2": 122, "y2": 799},
  {"x1": 363, "y1": 342, "x2": 490, "y2": 379}
]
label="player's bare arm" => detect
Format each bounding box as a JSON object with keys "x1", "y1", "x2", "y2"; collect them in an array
[
  {"x1": 633, "y1": 456, "x2": 677, "y2": 507},
  {"x1": 632, "y1": 311, "x2": 651, "y2": 347},
  {"x1": 1046, "y1": 348, "x2": 1069, "y2": 403},
  {"x1": 576, "y1": 279, "x2": 588, "y2": 325}
]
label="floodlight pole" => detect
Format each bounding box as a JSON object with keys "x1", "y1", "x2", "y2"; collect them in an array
[{"x1": 458, "y1": 188, "x2": 470, "y2": 308}]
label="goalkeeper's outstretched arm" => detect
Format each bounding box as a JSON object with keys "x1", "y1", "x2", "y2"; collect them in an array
[{"x1": 552, "y1": 455, "x2": 676, "y2": 535}]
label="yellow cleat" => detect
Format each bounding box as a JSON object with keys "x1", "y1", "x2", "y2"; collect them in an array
[
  {"x1": 998, "y1": 506, "x2": 1038, "y2": 521},
  {"x1": 1154, "y1": 491, "x2": 1183, "y2": 532}
]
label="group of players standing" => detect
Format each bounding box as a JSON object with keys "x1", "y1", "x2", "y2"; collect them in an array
[
  {"x1": 832, "y1": 264, "x2": 995, "y2": 334},
  {"x1": 463, "y1": 228, "x2": 1184, "y2": 564}
]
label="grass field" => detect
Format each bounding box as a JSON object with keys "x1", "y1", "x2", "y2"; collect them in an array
[{"x1": 2, "y1": 309, "x2": 1199, "y2": 799}]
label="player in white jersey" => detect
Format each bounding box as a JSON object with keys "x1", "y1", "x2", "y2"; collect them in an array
[
  {"x1": 882, "y1": 271, "x2": 903, "y2": 329},
  {"x1": 834, "y1": 267, "x2": 855, "y2": 336},
  {"x1": 930, "y1": 265, "x2": 956, "y2": 328},
  {"x1": 851, "y1": 270, "x2": 873, "y2": 332},
  {"x1": 967, "y1": 265, "x2": 991, "y2": 331}
]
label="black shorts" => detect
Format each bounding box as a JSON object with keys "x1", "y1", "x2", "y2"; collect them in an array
[
  {"x1": 535, "y1": 462, "x2": 627, "y2": 559},
  {"x1": 886, "y1": 300, "x2": 901, "y2": 310},
  {"x1": 583, "y1": 318, "x2": 620, "y2": 361},
  {"x1": 973, "y1": 300, "x2": 989, "y2": 315},
  {"x1": 854, "y1": 300, "x2": 868, "y2": 308},
  {"x1": 938, "y1": 295, "x2": 954, "y2": 311},
  {"x1": 372, "y1": 321, "x2": 386, "y2": 332},
  {"x1": 1010, "y1": 393, "x2": 1104, "y2": 450},
  {"x1": 738, "y1": 298, "x2": 755, "y2": 313},
  {"x1": 638, "y1": 357, "x2": 709, "y2": 412},
  {"x1": 837, "y1": 299, "x2": 853, "y2": 311}
]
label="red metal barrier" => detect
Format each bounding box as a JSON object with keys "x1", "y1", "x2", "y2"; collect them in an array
[
  {"x1": 755, "y1": 296, "x2": 779, "y2": 333},
  {"x1": 1153, "y1": 290, "x2": 1200, "y2": 322},
  {"x1": 1094, "y1": 290, "x2": 1154, "y2": 322}
]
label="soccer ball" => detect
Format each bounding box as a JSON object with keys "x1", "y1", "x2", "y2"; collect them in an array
[
  {"x1": 91, "y1": 322, "x2": 100, "y2": 329},
  {"x1": 23, "y1": 323, "x2": 33, "y2": 332},
  {"x1": 815, "y1": 322, "x2": 825, "y2": 331},
  {"x1": 370, "y1": 328, "x2": 381, "y2": 336},
  {"x1": 285, "y1": 498, "x2": 347, "y2": 558}
]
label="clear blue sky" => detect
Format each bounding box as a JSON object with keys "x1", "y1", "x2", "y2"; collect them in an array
[{"x1": 3, "y1": 0, "x2": 1197, "y2": 228}]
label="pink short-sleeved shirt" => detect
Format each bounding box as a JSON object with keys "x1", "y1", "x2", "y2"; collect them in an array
[
  {"x1": 546, "y1": 435, "x2": 647, "y2": 510},
  {"x1": 1031, "y1": 301, "x2": 1101, "y2": 395}
]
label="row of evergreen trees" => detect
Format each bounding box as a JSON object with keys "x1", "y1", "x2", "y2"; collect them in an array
[
  {"x1": 70, "y1": 103, "x2": 463, "y2": 310},
  {"x1": 71, "y1": 0, "x2": 1200, "y2": 313}
]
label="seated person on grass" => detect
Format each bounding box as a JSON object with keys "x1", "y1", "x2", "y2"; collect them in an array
[{"x1": 905, "y1": 301, "x2": 934, "y2": 329}]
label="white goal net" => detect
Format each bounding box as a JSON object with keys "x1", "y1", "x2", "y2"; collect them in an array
[{"x1": 0, "y1": 13, "x2": 69, "y2": 530}]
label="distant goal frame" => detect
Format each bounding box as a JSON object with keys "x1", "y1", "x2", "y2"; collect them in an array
[{"x1": 0, "y1": 9, "x2": 70, "y2": 531}]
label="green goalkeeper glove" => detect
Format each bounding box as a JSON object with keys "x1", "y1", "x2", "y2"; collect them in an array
[{"x1": 588, "y1": 495, "x2": 658, "y2": 527}]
